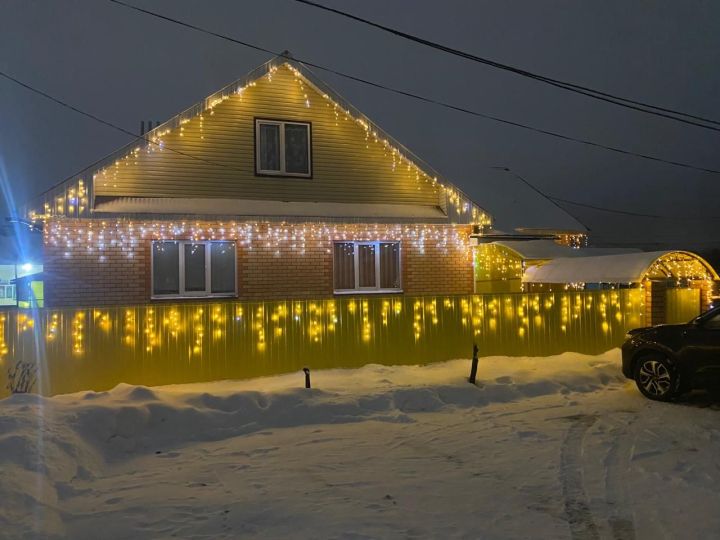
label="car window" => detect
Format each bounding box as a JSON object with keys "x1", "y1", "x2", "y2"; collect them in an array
[{"x1": 703, "y1": 311, "x2": 720, "y2": 329}]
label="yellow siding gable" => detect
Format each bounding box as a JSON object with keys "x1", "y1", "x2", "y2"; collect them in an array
[{"x1": 94, "y1": 64, "x2": 443, "y2": 208}]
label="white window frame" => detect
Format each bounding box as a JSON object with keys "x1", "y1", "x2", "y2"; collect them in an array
[
  {"x1": 333, "y1": 241, "x2": 402, "y2": 294},
  {"x1": 255, "y1": 119, "x2": 312, "y2": 177},
  {"x1": 151, "y1": 240, "x2": 238, "y2": 299}
]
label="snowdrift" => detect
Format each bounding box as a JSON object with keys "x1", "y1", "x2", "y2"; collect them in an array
[{"x1": 1, "y1": 350, "x2": 625, "y2": 537}]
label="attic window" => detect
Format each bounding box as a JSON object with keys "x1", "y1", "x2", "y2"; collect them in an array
[{"x1": 255, "y1": 119, "x2": 312, "y2": 177}]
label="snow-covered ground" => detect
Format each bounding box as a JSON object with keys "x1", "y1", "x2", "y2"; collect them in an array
[{"x1": 2, "y1": 350, "x2": 719, "y2": 539}]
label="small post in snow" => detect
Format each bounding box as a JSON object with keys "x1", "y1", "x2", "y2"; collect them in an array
[
  {"x1": 468, "y1": 344, "x2": 479, "y2": 385},
  {"x1": 303, "y1": 367, "x2": 311, "y2": 389}
]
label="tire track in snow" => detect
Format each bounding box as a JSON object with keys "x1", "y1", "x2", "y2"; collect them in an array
[
  {"x1": 602, "y1": 415, "x2": 637, "y2": 540},
  {"x1": 560, "y1": 414, "x2": 600, "y2": 540}
]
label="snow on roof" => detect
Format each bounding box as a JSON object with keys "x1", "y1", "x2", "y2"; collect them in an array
[
  {"x1": 94, "y1": 197, "x2": 448, "y2": 220},
  {"x1": 522, "y1": 250, "x2": 712, "y2": 284},
  {"x1": 26, "y1": 53, "x2": 488, "y2": 225},
  {"x1": 494, "y1": 240, "x2": 640, "y2": 260}
]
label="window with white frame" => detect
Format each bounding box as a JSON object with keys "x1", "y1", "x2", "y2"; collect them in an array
[
  {"x1": 255, "y1": 119, "x2": 312, "y2": 177},
  {"x1": 333, "y1": 241, "x2": 401, "y2": 293},
  {"x1": 152, "y1": 241, "x2": 237, "y2": 298}
]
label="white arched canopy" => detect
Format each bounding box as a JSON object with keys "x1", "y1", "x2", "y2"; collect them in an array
[{"x1": 523, "y1": 250, "x2": 718, "y2": 285}]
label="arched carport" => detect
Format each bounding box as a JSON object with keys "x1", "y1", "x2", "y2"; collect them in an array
[{"x1": 523, "y1": 251, "x2": 718, "y2": 324}]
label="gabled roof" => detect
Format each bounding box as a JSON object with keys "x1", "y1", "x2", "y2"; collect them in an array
[{"x1": 27, "y1": 53, "x2": 490, "y2": 226}]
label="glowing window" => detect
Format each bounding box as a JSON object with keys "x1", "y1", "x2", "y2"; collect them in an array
[
  {"x1": 152, "y1": 241, "x2": 237, "y2": 298},
  {"x1": 256, "y1": 119, "x2": 311, "y2": 177},
  {"x1": 333, "y1": 241, "x2": 401, "y2": 293}
]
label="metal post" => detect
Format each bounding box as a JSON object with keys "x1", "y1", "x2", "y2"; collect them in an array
[
  {"x1": 303, "y1": 367, "x2": 311, "y2": 389},
  {"x1": 468, "y1": 344, "x2": 479, "y2": 384}
]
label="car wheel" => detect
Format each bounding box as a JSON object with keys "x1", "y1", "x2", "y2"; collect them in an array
[{"x1": 634, "y1": 355, "x2": 677, "y2": 401}]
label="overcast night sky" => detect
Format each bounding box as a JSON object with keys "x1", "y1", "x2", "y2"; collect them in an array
[{"x1": 1, "y1": 0, "x2": 719, "y2": 253}]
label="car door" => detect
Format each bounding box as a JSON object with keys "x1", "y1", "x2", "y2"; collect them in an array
[{"x1": 679, "y1": 310, "x2": 720, "y2": 388}]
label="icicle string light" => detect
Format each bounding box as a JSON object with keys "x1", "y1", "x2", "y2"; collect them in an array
[
  {"x1": 45, "y1": 219, "x2": 474, "y2": 262},
  {"x1": 27, "y1": 62, "x2": 490, "y2": 227},
  {"x1": 0, "y1": 289, "x2": 659, "y2": 397}
]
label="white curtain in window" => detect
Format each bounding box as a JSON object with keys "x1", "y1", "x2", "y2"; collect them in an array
[
  {"x1": 211, "y1": 242, "x2": 236, "y2": 293},
  {"x1": 379, "y1": 242, "x2": 401, "y2": 289},
  {"x1": 358, "y1": 244, "x2": 377, "y2": 288},
  {"x1": 284, "y1": 123, "x2": 309, "y2": 174},
  {"x1": 259, "y1": 123, "x2": 280, "y2": 171},
  {"x1": 153, "y1": 242, "x2": 179, "y2": 295},
  {"x1": 184, "y1": 244, "x2": 206, "y2": 292},
  {"x1": 333, "y1": 242, "x2": 355, "y2": 290}
]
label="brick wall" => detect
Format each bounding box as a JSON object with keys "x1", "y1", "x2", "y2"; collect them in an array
[
  {"x1": 43, "y1": 219, "x2": 473, "y2": 307},
  {"x1": 645, "y1": 281, "x2": 667, "y2": 325}
]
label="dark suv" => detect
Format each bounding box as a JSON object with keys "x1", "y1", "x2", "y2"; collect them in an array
[{"x1": 622, "y1": 306, "x2": 720, "y2": 401}]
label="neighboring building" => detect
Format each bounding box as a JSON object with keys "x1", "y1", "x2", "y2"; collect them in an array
[
  {"x1": 25, "y1": 54, "x2": 501, "y2": 307},
  {"x1": 0, "y1": 263, "x2": 43, "y2": 307},
  {"x1": 12, "y1": 272, "x2": 44, "y2": 308},
  {"x1": 0, "y1": 265, "x2": 17, "y2": 306},
  {"x1": 472, "y1": 239, "x2": 640, "y2": 293},
  {"x1": 473, "y1": 237, "x2": 717, "y2": 324},
  {"x1": 522, "y1": 251, "x2": 718, "y2": 325}
]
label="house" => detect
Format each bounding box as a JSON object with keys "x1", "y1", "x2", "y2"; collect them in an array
[
  {"x1": 11, "y1": 272, "x2": 44, "y2": 308},
  {"x1": 10, "y1": 54, "x2": 717, "y2": 396},
  {"x1": 25, "y1": 53, "x2": 510, "y2": 308}
]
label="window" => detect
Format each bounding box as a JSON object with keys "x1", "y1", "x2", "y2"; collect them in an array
[
  {"x1": 702, "y1": 310, "x2": 720, "y2": 329},
  {"x1": 152, "y1": 241, "x2": 237, "y2": 298},
  {"x1": 333, "y1": 241, "x2": 401, "y2": 293},
  {"x1": 255, "y1": 119, "x2": 311, "y2": 177}
]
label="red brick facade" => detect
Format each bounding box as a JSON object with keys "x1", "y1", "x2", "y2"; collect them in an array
[{"x1": 44, "y1": 219, "x2": 474, "y2": 307}]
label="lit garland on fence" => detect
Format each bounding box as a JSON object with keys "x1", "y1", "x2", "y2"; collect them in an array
[
  {"x1": 17, "y1": 313, "x2": 34, "y2": 333},
  {"x1": 0, "y1": 315, "x2": 7, "y2": 359},
  {"x1": 71, "y1": 311, "x2": 84, "y2": 355},
  {"x1": 44, "y1": 220, "x2": 474, "y2": 262},
  {"x1": 28, "y1": 62, "x2": 490, "y2": 227},
  {"x1": 0, "y1": 291, "x2": 658, "y2": 399}
]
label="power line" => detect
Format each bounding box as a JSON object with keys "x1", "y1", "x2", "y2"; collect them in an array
[
  {"x1": 294, "y1": 0, "x2": 720, "y2": 132},
  {"x1": 490, "y1": 167, "x2": 589, "y2": 231},
  {"x1": 494, "y1": 167, "x2": 720, "y2": 221},
  {"x1": 104, "y1": 0, "x2": 720, "y2": 176},
  {"x1": 551, "y1": 197, "x2": 720, "y2": 220},
  {"x1": 0, "y1": 71, "x2": 260, "y2": 180}
]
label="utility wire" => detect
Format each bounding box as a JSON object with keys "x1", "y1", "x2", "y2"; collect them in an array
[
  {"x1": 0, "y1": 71, "x2": 262, "y2": 180},
  {"x1": 104, "y1": 0, "x2": 720, "y2": 176},
  {"x1": 551, "y1": 197, "x2": 720, "y2": 220},
  {"x1": 294, "y1": 0, "x2": 720, "y2": 132},
  {"x1": 494, "y1": 166, "x2": 720, "y2": 221},
  {"x1": 490, "y1": 167, "x2": 589, "y2": 231}
]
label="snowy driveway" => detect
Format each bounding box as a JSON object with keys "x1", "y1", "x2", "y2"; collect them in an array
[{"x1": 2, "y1": 350, "x2": 719, "y2": 539}]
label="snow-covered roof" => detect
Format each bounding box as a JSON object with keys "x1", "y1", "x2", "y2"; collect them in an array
[
  {"x1": 93, "y1": 197, "x2": 448, "y2": 220},
  {"x1": 523, "y1": 250, "x2": 718, "y2": 284},
  {"x1": 494, "y1": 240, "x2": 640, "y2": 261}
]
